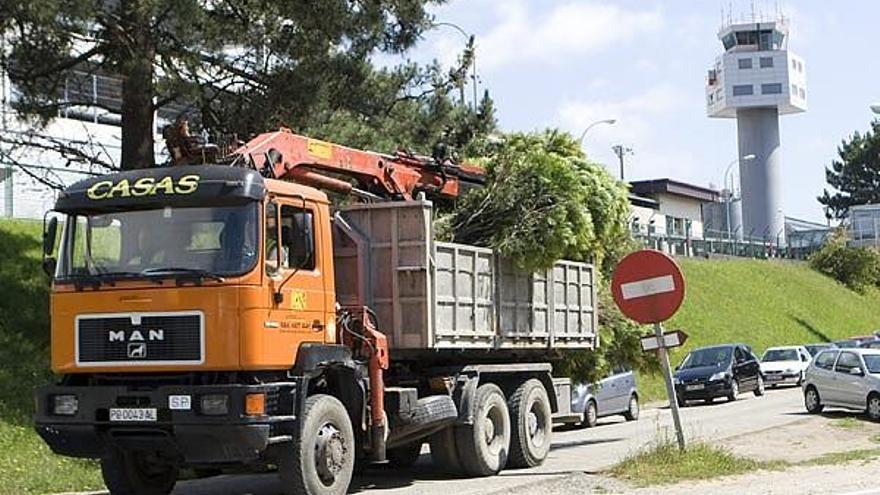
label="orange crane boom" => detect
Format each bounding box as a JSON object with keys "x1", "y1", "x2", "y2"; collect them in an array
[{"x1": 227, "y1": 128, "x2": 485, "y2": 202}]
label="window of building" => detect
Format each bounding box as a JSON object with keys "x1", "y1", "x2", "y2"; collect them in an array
[
  {"x1": 797, "y1": 60, "x2": 803, "y2": 72},
  {"x1": 759, "y1": 56, "x2": 774, "y2": 68},
  {"x1": 761, "y1": 83, "x2": 783, "y2": 95},
  {"x1": 799, "y1": 87, "x2": 806, "y2": 99},
  {"x1": 738, "y1": 58, "x2": 752, "y2": 69},
  {"x1": 732, "y1": 84, "x2": 753, "y2": 96},
  {"x1": 791, "y1": 59, "x2": 797, "y2": 70},
  {"x1": 791, "y1": 84, "x2": 798, "y2": 96}
]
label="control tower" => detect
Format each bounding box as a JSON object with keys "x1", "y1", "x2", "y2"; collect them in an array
[{"x1": 706, "y1": 17, "x2": 806, "y2": 244}]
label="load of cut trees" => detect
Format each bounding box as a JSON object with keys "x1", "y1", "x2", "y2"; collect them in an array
[{"x1": 437, "y1": 129, "x2": 631, "y2": 272}]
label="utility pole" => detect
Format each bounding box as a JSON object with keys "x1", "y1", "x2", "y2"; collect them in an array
[{"x1": 612, "y1": 144, "x2": 633, "y2": 181}]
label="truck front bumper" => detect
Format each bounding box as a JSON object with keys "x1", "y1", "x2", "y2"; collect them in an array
[{"x1": 34, "y1": 381, "x2": 301, "y2": 464}]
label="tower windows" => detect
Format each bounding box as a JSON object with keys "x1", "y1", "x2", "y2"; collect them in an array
[
  {"x1": 759, "y1": 57, "x2": 774, "y2": 68},
  {"x1": 732, "y1": 85, "x2": 753, "y2": 96},
  {"x1": 761, "y1": 83, "x2": 782, "y2": 95},
  {"x1": 738, "y1": 58, "x2": 753, "y2": 69}
]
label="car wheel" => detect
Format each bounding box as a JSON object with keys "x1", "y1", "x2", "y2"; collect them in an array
[
  {"x1": 623, "y1": 394, "x2": 640, "y2": 421},
  {"x1": 804, "y1": 386, "x2": 824, "y2": 414},
  {"x1": 582, "y1": 400, "x2": 599, "y2": 428},
  {"x1": 727, "y1": 380, "x2": 739, "y2": 402},
  {"x1": 754, "y1": 375, "x2": 765, "y2": 397},
  {"x1": 867, "y1": 393, "x2": 880, "y2": 422}
]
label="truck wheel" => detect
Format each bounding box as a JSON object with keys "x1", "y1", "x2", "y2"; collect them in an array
[
  {"x1": 386, "y1": 442, "x2": 423, "y2": 468},
  {"x1": 429, "y1": 426, "x2": 463, "y2": 475},
  {"x1": 506, "y1": 379, "x2": 552, "y2": 469},
  {"x1": 100, "y1": 449, "x2": 178, "y2": 495},
  {"x1": 387, "y1": 395, "x2": 457, "y2": 449},
  {"x1": 279, "y1": 394, "x2": 355, "y2": 495},
  {"x1": 455, "y1": 383, "x2": 510, "y2": 477}
]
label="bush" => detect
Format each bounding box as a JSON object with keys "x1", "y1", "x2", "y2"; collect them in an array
[{"x1": 809, "y1": 229, "x2": 880, "y2": 292}]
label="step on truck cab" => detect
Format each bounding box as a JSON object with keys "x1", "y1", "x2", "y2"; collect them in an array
[{"x1": 35, "y1": 132, "x2": 597, "y2": 495}]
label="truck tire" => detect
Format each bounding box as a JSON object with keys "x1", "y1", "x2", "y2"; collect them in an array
[
  {"x1": 100, "y1": 449, "x2": 178, "y2": 495},
  {"x1": 454, "y1": 383, "x2": 510, "y2": 477},
  {"x1": 387, "y1": 395, "x2": 457, "y2": 449},
  {"x1": 506, "y1": 379, "x2": 552, "y2": 469},
  {"x1": 386, "y1": 442, "x2": 423, "y2": 468},
  {"x1": 279, "y1": 394, "x2": 355, "y2": 495},
  {"x1": 429, "y1": 427, "x2": 463, "y2": 475}
]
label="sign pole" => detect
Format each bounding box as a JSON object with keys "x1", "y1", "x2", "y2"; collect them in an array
[{"x1": 655, "y1": 322, "x2": 686, "y2": 450}]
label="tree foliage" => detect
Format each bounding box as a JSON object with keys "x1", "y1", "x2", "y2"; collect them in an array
[
  {"x1": 819, "y1": 120, "x2": 880, "y2": 219},
  {"x1": 437, "y1": 129, "x2": 631, "y2": 272},
  {"x1": 809, "y1": 228, "x2": 880, "y2": 293},
  {"x1": 0, "y1": 0, "x2": 493, "y2": 171}
]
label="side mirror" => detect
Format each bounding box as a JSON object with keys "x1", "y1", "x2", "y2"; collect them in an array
[
  {"x1": 849, "y1": 367, "x2": 864, "y2": 376},
  {"x1": 42, "y1": 215, "x2": 58, "y2": 278},
  {"x1": 43, "y1": 216, "x2": 58, "y2": 256}
]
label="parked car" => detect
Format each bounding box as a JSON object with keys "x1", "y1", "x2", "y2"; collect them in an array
[
  {"x1": 567, "y1": 367, "x2": 639, "y2": 427},
  {"x1": 803, "y1": 348, "x2": 880, "y2": 421},
  {"x1": 834, "y1": 336, "x2": 878, "y2": 348},
  {"x1": 673, "y1": 344, "x2": 764, "y2": 406},
  {"x1": 861, "y1": 340, "x2": 880, "y2": 350},
  {"x1": 804, "y1": 343, "x2": 835, "y2": 357},
  {"x1": 760, "y1": 346, "x2": 812, "y2": 387}
]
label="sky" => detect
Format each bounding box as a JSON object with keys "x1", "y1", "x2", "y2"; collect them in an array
[{"x1": 391, "y1": 0, "x2": 880, "y2": 223}]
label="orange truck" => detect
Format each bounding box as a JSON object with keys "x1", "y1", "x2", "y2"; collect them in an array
[{"x1": 34, "y1": 131, "x2": 597, "y2": 495}]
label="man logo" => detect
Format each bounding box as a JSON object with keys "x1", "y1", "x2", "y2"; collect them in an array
[{"x1": 127, "y1": 343, "x2": 147, "y2": 359}]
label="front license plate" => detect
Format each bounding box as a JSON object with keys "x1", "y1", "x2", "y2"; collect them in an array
[
  {"x1": 766, "y1": 375, "x2": 782, "y2": 381},
  {"x1": 686, "y1": 384, "x2": 705, "y2": 391},
  {"x1": 109, "y1": 408, "x2": 157, "y2": 422}
]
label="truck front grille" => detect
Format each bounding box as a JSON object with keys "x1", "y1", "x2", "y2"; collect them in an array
[{"x1": 76, "y1": 312, "x2": 203, "y2": 366}]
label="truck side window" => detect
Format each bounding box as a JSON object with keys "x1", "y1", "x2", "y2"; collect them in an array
[
  {"x1": 265, "y1": 202, "x2": 279, "y2": 274},
  {"x1": 280, "y1": 204, "x2": 315, "y2": 270}
]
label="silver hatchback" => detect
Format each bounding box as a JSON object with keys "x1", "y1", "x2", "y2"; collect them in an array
[{"x1": 802, "y1": 348, "x2": 880, "y2": 421}]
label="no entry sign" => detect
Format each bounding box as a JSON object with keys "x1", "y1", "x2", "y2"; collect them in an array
[{"x1": 611, "y1": 250, "x2": 686, "y2": 324}]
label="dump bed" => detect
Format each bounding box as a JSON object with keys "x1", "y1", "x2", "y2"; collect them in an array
[{"x1": 333, "y1": 200, "x2": 597, "y2": 351}]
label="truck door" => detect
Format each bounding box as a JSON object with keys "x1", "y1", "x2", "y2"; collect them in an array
[{"x1": 265, "y1": 198, "x2": 328, "y2": 355}]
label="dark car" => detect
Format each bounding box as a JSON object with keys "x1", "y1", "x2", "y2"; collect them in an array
[
  {"x1": 860, "y1": 340, "x2": 880, "y2": 350},
  {"x1": 673, "y1": 344, "x2": 764, "y2": 406},
  {"x1": 804, "y1": 343, "x2": 835, "y2": 357},
  {"x1": 836, "y1": 337, "x2": 877, "y2": 348}
]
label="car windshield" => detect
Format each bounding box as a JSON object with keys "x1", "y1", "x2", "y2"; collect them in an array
[
  {"x1": 865, "y1": 355, "x2": 880, "y2": 374},
  {"x1": 762, "y1": 349, "x2": 799, "y2": 362},
  {"x1": 56, "y1": 204, "x2": 259, "y2": 280},
  {"x1": 680, "y1": 347, "x2": 732, "y2": 369}
]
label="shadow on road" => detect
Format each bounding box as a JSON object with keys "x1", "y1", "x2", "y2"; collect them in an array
[{"x1": 551, "y1": 437, "x2": 624, "y2": 451}]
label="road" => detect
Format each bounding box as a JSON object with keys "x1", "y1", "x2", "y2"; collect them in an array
[{"x1": 140, "y1": 386, "x2": 805, "y2": 495}]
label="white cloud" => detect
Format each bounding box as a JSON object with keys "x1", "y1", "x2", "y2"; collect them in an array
[{"x1": 476, "y1": 1, "x2": 663, "y2": 72}]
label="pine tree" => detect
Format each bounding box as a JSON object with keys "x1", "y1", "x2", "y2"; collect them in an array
[{"x1": 819, "y1": 120, "x2": 880, "y2": 219}]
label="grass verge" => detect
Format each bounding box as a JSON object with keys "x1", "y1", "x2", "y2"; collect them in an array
[
  {"x1": 0, "y1": 219, "x2": 103, "y2": 494},
  {"x1": 610, "y1": 440, "x2": 783, "y2": 487}
]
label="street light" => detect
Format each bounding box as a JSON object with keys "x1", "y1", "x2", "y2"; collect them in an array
[
  {"x1": 578, "y1": 119, "x2": 616, "y2": 145},
  {"x1": 722, "y1": 154, "x2": 755, "y2": 239},
  {"x1": 431, "y1": 22, "x2": 478, "y2": 111}
]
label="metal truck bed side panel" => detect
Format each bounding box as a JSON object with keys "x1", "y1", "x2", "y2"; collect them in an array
[{"x1": 337, "y1": 201, "x2": 596, "y2": 351}]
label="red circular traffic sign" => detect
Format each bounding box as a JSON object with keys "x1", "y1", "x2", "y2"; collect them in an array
[{"x1": 611, "y1": 250, "x2": 686, "y2": 324}]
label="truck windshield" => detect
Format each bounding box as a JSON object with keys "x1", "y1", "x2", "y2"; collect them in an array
[{"x1": 56, "y1": 204, "x2": 259, "y2": 281}]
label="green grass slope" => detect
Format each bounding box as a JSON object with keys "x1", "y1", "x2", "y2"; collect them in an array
[
  {"x1": 639, "y1": 257, "x2": 880, "y2": 400},
  {"x1": 0, "y1": 219, "x2": 102, "y2": 495}
]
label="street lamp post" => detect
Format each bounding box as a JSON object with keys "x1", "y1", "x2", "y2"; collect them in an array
[
  {"x1": 722, "y1": 154, "x2": 755, "y2": 240},
  {"x1": 578, "y1": 119, "x2": 616, "y2": 145},
  {"x1": 432, "y1": 22, "x2": 478, "y2": 111}
]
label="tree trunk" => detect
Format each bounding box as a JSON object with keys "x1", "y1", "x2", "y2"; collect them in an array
[{"x1": 119, "y1": 0, "x2": 155, "y2": 170}]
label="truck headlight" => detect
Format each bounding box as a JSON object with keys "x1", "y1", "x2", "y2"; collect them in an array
[
  {"x1": 200, "y1": 394, "x2": 229, "y2": 416},
  {"x1": 52, "y1": 394, "x2": 78, "y2": 416}
]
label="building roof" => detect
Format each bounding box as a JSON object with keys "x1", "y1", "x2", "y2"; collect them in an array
[
  {"x1": 629, "y1": 194, "x2": 659, "y2": 209},
  {"x1": 629, "y1": 179, "x2": 720, "y2": 203}
]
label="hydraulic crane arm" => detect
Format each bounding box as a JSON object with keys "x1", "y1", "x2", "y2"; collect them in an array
[{"x1": 227, "y1": 128, "x2": 484, "y2": 202}]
